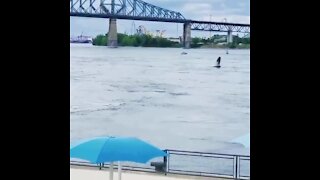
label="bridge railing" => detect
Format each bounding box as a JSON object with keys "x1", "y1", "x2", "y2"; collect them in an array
[{"x1": 70, "y1": 149, "x2": 250, "y2": 179}]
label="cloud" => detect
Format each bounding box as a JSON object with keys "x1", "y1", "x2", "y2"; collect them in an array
[
  {"x1": 150, "y1": 0, "x2": 249, "y2": 16},
  {"x1": 182, "y1": 3, "x2": 213, "y2": 13}
]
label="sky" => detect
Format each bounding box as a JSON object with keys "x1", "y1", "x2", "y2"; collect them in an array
[{"x1": 70, "y1": 0, "x2": 250, "y2": 38}]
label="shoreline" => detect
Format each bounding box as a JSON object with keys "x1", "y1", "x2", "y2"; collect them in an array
[
  {"x1": 70, "y1": 43, "x2": 250, "y2": 50},
  {"x1": 90, "y1": 44, "x2": 250, "y2": 49}
]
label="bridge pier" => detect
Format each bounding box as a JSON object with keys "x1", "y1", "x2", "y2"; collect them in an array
[
  {"x1": 227, "y1": 30, "x2": 233, "y2": 44},
  {"x1": 108, "y1": 18, "x2": 118, "y2": 48},
  {"x1": 183, "y1": 23, "x2": 191, "y2": 49}
]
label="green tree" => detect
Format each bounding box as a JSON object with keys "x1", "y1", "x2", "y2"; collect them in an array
[
  {"x1": 117, "y1": 33, "x2": 127, "y2": 45},
  {"x1": 92, "y1": 33, "x2": 181, "y2": 48},
  {"x1": 92, "y1": 34, "x2": 108, "y2": 46},
  {"x1": 191, "y1": 37, "x2": 202, "y2": 48},
  {"x1": 120, "y1": 36, "x2": 131, "y2": 46}
]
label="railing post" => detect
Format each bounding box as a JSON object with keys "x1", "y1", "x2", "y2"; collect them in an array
[
  {"x1": 165, "y1": 150, "x2": 169, "y2": 174},
  {"x1": 164, "y1": 150, "x2": 168, "y2": 175},
  {"x1": 235, "y1": 155, "x2": 240, "y2": 179},
  {"x1": 235, "y1": 155, "x2": 238, "y2": 179},
  {"x1": 98, "y1": 163, "x2": 104, "y2": 170}
]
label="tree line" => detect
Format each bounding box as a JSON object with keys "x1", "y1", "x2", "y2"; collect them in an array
[
  {"x1": 92, "y1": 33, "x2": 250, "y2": 49},
  {"x1": 93, "y1": 33, "x2": 180, "y2": 47}
]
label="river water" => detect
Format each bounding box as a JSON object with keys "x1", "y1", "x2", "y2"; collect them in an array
[{"x1": 70, "y1": 44, "x2": 250, "y2": 156}]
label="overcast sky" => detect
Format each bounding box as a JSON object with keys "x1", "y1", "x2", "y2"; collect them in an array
[{"x1": 70, "y1": 0, "x2": 250, "y2": 38}]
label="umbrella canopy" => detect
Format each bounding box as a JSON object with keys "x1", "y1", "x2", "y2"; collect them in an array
[
  {"x1": 70, "y1": 136, "x2": 167, "y2": 164},
  {"x1": 231, "y1": 133, "x2": 250, "y2": 148}
]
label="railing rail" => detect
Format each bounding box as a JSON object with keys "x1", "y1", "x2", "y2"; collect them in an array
[{"x1": 70, "y1": 149, "x2": 250, "y2": 179}]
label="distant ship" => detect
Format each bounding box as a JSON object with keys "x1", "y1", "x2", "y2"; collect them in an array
[{"x1": 70, "y1": 34, "x2": 92, "y2": 44}]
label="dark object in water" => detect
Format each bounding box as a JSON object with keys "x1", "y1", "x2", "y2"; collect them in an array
[
  {"x1": 181, "y1": 52, "x2": 188, "y2": 55},
  {"x1": 214, "y1": 57, "x2": 221, "y2": 68},
  {"x1": 226, "y1": 50, "x2": 229, "y2": 54}
]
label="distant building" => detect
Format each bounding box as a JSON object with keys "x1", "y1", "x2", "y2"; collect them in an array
[
  {"x1": 214, "y1": 36, "x2": 227, "y2": 43},
  {"x1": 167, "y1": 37, "x2": 180, "y2": 43},
  {"x1": 166, "y1": 37, "x2": 183, "y2": 44},
  {"x1": 70, "y1": 35, "x2": 92, "y2": 43}
]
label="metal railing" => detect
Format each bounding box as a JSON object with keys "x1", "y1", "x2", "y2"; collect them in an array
[
  {"x1": 165, "y1": 149, "x2": 250, "y2": 179},
  {"x1": 70, "y1": 149, "x2": 250, "y2": 179}
]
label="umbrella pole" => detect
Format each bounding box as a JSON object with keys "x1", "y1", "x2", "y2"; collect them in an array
[
  {"x1": 118, "y1": 161, "x2": 122, "y2": 180},
  {"x1": 109, "y1": 162, "x2": 114, "y2": 180}
]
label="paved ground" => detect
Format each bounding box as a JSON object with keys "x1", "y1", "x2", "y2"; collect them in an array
[{"x1": 70, "y1": 166, "x2": 229, "y2": 180}]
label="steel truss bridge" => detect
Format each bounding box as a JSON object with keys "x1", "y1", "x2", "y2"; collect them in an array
[{"x1": 70, "y1": 0, "x2": 250, "y2": 33}]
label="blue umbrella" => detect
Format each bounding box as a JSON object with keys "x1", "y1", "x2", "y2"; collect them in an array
[
  {"x1": 70, "y1": 136, "x2": 167, "y2": 180},
  {"x1": 231, "y1": 133, "x2": 250, "y2": 148}
]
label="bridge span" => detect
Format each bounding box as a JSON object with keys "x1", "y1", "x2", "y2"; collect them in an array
[{"x1": 70, "y1": 0, "x2": 250, "y2": 48}]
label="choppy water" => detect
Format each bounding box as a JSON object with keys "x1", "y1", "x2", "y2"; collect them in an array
[{"x1": 70, "y1": 44, "x2": 250, "y2": 156}]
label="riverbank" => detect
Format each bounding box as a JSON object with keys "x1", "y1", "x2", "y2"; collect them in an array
[
  {"x1": 92, "y1": 33, "x2": 250, "y2": 49},
  {"x1": 199, "y1": 44, "x2": 250, "y2": 49},
  {"x1": 93, "y1": 34, "x2": 180, "y2": 48},
  {"x1": 91, "y1": 44, "x2": 250, "y2": 49}
]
